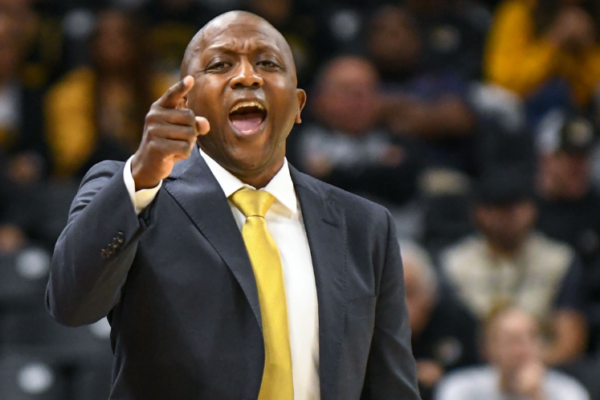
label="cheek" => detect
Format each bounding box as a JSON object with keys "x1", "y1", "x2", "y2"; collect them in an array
[
  {"x1": 268, "y1": 79, "x2": 298, "y2": 116},
  {"x1": 191, "y1": 83, "x2": 223, "y2": 119}
]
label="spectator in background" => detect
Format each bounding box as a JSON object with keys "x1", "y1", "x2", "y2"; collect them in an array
[
  {"x1": 441, "y1": 166, "x2": 588, "y2": 366},
  {"x1": 402, "y1": 241, "x2": 480, "y2": 400},
  {"x1": 367, "y1": 5, "x2": 422, "y2": 85},
  {"x1": 367, "y1": 5, "x2": 477, "y2": 174},
  {"x1": 0, "y1": 10, "x2": 46, "y2": 164},
  {"x1": 44, "y1": 10, "x2": 172, "y2": 178},
  {"x1": 535, "y1": 111, "x2": 600, "y2": 268},
  {"x1": 292, "y1": 55, "x2": 420, "y2": 207},
  {"x1": 0, "y1": 0, "x2": 66, "y2": 89},
  {"x1": 535, "y1": 111, "x2": 600, "y2": 354},
  {"x1": 143, "y1": 0, "x2": 211, "y2": 78},
  {"x1": 436, "y1": 308, "x2": 590, "y2": 400},
  {"x1": 404, "y1": 0, "x2": 490, "y2": 80},
  {"x1": 485, "y1": 0, "x2": 600, "y2": 118},
  {"x1": 0, "y1": 10, "x2": 49, "y2": 254}
]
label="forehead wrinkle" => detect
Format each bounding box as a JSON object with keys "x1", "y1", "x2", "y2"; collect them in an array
[
  {"x1": 212, "y1": 27, "x2": 270, "y2": 41},
  {"x1": 205, "y1": 38, "x2": 283, "y2": 55}
]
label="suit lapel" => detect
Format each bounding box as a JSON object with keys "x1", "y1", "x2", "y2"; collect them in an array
[
  {"x1": 291, "y1": 167, "x2": 347, "y2": 400},
  {"x1": 163, "y1": 155, "x2": 347, "y2": 398},
  {"x1": 163, "y1": 150, "x2": 262, "y2": 331}
]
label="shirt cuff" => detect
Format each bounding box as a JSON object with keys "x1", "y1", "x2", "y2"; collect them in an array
[{"x1": 123, "y1": 156, "x2": 162, "y2": 215}]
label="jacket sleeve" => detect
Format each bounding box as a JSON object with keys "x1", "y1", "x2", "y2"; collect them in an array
[
  {"x1": 46, "y1": 160, "x2": 158, "y2": 326},
  {"x1": 361, "y1": 210, "x2": 421, "y2": 399}
]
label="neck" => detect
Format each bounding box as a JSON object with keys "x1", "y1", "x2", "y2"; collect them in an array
[
  {"x1": 199, "y1": 144, "x2": 285, "y2": 189},
  {"x1": 232, "y1": 159, "x2": 284, "y2": 189},
  {"x1": 498, "y1": 370, "x2": 514, "y2": 393},
  {"x1": 498, "y1": 368, "x2": 524, "y2": 395},
  {"x1": 488, "y1": 240, "x2": 523, "y2": 259},
  {"x1": 498, "y1": 367, "x2": 546, "y2": 400}
]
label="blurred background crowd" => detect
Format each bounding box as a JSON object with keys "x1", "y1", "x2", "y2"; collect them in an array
[{"x1": 1, "y1": 0, "x2": 600, "y2": 398}]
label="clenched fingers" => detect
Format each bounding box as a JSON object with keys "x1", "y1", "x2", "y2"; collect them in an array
[
  {"x1": 146, "y1": 107, "x2": 196, "y2": 127},
  {"x1": 195, "y1": 116, "x2": 210, "y2": 136}
]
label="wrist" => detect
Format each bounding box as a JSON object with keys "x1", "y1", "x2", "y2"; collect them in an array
[{"x1": 131, "y1": 155, "x2": 160, "y2": 191}]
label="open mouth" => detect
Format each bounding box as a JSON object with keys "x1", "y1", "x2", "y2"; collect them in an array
[{"x1": 229, "y1": 101, "x2": 267, "y2": 136}]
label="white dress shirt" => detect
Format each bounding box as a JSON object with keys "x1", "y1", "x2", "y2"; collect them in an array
[{"x1": 123, "y1": 151, "x2": 321, "y2": 400}]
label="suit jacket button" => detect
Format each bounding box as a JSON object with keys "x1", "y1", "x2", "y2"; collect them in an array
[
  {"x1": 106, "y1": 244, "x2": 114, "y2": 256},
  {"x1": 116, "y1": 232, "x2": 125, "y2": 244},
  {"x1": 112, "y1": 237, "x2": 120, "y2": 247},
  {"x1": 101, "y1": 249, "x2": 109, "y2": 259}
]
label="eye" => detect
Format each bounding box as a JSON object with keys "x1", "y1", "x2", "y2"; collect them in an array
[
  {"x1": 206, "y1": 61, "x2": 231, "y2": 72},
  {"x1": 257, "y1": 60, "x2": 280, "y2": 70}
]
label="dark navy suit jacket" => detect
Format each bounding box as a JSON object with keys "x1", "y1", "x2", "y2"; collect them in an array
[{"x1": 46, "y1": 148, "x2": 420, "y2": 400}]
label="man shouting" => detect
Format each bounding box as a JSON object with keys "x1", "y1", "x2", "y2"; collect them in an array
[{"x1": 46, "y1": 10, "x2": 420, "y2": 400}]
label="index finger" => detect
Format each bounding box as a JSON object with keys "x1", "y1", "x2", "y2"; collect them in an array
[{"x1": 156, "y1": 75, "x2": 195, "y2": 109}]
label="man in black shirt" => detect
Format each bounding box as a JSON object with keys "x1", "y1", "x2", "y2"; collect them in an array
[
  {"x1": 535, "y1": 110, "x2": 600, "y2": 351},
  {"x1": 536, "y1": 111, "x2": 600, "y2": 267}
]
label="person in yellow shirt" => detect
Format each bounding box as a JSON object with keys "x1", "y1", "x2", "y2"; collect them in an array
[
  {"x1": 45, "y1": 10, "x2": 172, "y2": 178},
  {"x1": 485, "y1": 0, "x2": 600, "y2": 107}
]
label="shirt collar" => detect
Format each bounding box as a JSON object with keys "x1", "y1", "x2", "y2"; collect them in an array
[{"x1": 199, "y1": 148, "x2": 298, "y2": 214}]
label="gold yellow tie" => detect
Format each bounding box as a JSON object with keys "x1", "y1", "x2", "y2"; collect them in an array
[{"x1": 229, "y1": 188, "x2": 294, "y2": 400}]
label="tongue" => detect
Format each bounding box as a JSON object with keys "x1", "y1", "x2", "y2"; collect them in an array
[{"x1": 230, "y1": 112, "x2": 264, "y2": 134}]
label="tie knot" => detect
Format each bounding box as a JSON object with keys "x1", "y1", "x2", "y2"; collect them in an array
[{"x1": 229, "y1": 188, "x2": 275, "y2": 218}]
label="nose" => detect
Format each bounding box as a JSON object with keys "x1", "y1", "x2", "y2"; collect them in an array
[{"x1": 230, "y1": 58, "x2": 263, "y2": 89}]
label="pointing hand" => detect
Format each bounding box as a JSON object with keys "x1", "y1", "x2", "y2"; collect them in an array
[{"x1": 131, "y1": 75, "x2": 210, "y2": 190}]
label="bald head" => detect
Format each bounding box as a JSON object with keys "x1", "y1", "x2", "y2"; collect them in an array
[
  {"x1": 181, "y1": 11, "x2": 295, "y2": 78},
  {"x1": 177, "y1": 9, "x2": 306, "y2": 189}
]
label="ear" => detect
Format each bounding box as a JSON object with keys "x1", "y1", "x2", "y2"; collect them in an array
[{"x1": 295, "y1": 89, "x2": 307, "y2": 124}]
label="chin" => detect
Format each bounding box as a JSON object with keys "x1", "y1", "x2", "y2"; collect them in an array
[{"x1": 226, "y1": 147, "x2": 277, "y2": 174}]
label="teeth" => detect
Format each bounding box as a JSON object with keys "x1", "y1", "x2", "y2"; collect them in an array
[{"x1": 230, "y1": 101, "x2": 265, "y2": 113}]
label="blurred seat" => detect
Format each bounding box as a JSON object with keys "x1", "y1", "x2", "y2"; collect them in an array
[
  {"x1": 1, "y1": 306, "x2": 112, "y2": 360},
  {"x1": 0, "y1": 308, "x2": 113, "y2": 400},
  {"x1": 0, "y1": 247, "x2": 50, "y2": 308},
  {"x1": 0, "y1": 351, "x2": 67, "y2": 400},
  {"x1": 0, "y1": 243, "x2": 113, "y2": 400},
  {"x1": 0, "y1": 348, "x2": 111, "y2": 400},
  {"x1": 0, "y1": 300, "x2": 113, "y2": 400}
]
